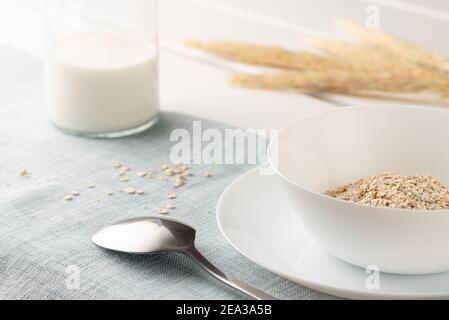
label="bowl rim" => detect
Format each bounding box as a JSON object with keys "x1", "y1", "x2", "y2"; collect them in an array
[{"x1": 267, "y1": 105, "x2": 449, "y2": 215}]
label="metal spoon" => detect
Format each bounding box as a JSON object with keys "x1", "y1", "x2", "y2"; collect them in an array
[{"x1": 92, "y1": 217, "x2": 276, "y2": 300}]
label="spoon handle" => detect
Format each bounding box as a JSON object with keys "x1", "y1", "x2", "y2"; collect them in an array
[{"x1": 184, "y1": 246, "x2": 277, "y2": 300}]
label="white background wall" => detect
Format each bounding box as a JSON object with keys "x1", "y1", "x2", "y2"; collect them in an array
[
  {"x1": 1, "y1": 0, "x2": 449, "y2": 129},
  {"x1": 3, "y1": 0, "x2": 449, "y2": 56},
  {"x1": 159, "y1": 0, "x2": 449, "y2": 53}
]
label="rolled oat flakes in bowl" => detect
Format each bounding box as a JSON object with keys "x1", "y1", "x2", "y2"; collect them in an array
[{"x1": 268, "y1": 106, "x2": 449, "y2": 275}]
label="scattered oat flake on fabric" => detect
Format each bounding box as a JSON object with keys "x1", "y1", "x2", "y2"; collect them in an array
[
  {"x1": 166, "y1": 203, "x2": 176, "y2": 209},
  {"x1": 167, "y1": 192, "x2": 177, "y2": 199},
  {"x1": 125, "y1": 187, "x2": 137, "y2": 195},
  {"x1": 112, "y1": 160, "x2": 122, "y2": 168},
  {"x1": 20, "y1": 170, "x2": 30, "y2": 177},
  {"x1": 174, "y1": 179, "x2": 185, "y2": 188},
  {"x1": 137, "y1": 171, "x2": 149, "y2": 178}
]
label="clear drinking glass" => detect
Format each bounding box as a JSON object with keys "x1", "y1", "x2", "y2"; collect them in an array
[{"x1": 45, "y1": 0, "x2": 159, "y2": 138}]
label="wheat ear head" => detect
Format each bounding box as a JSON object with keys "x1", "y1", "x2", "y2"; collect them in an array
[
  {"x1": 336, "y1": 19, "x2": 449, "y2": 74},
  {"x1": 309, "y1": 39, "x2": 449, "y2": 90}
]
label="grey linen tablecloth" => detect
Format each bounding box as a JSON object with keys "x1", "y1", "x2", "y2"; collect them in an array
[{"x1": 0, "y1": 46, "x2": 334, "y2": 300}]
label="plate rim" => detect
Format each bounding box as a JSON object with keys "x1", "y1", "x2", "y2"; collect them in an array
[{"x1": 216, "y1": 167, "x2": 449, "y2": 300}]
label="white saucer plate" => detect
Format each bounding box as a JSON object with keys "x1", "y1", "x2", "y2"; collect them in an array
[{"x1": 217, "y1": 167, "x2": 449, "y2": 300}]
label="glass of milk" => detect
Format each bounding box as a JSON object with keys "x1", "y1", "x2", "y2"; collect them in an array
[{"x1": 45, "y1": 0, "x2": 159, "y2": 138}]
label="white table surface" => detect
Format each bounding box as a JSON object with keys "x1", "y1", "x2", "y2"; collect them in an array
[{"x1": 1, "y1": 0, "x2": 448, "y2": 130}]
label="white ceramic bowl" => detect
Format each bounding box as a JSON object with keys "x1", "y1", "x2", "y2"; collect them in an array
[{"x1": 268, "y1": 106, "x2": 449, "y2": 275}]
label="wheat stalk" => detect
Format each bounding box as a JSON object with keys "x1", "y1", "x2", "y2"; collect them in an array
[
  {"x1": 184, "y1": 39, "x2": 351, "y2": 72},
  {"x1": 231, "y1": 71, "x2": 449, "y2": 97},
  {"x1": 184, "y1": 21, "x2": 449, "y2": 101}
]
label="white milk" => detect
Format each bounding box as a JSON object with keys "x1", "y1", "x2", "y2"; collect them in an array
[{"x1": 46, "y1": 32, "x2": 159, "y2": 134}]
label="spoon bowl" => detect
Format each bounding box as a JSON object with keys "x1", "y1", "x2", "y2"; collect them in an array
[{"x1": 92, "y1": 217, "x2": 196, "y2": 254}]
